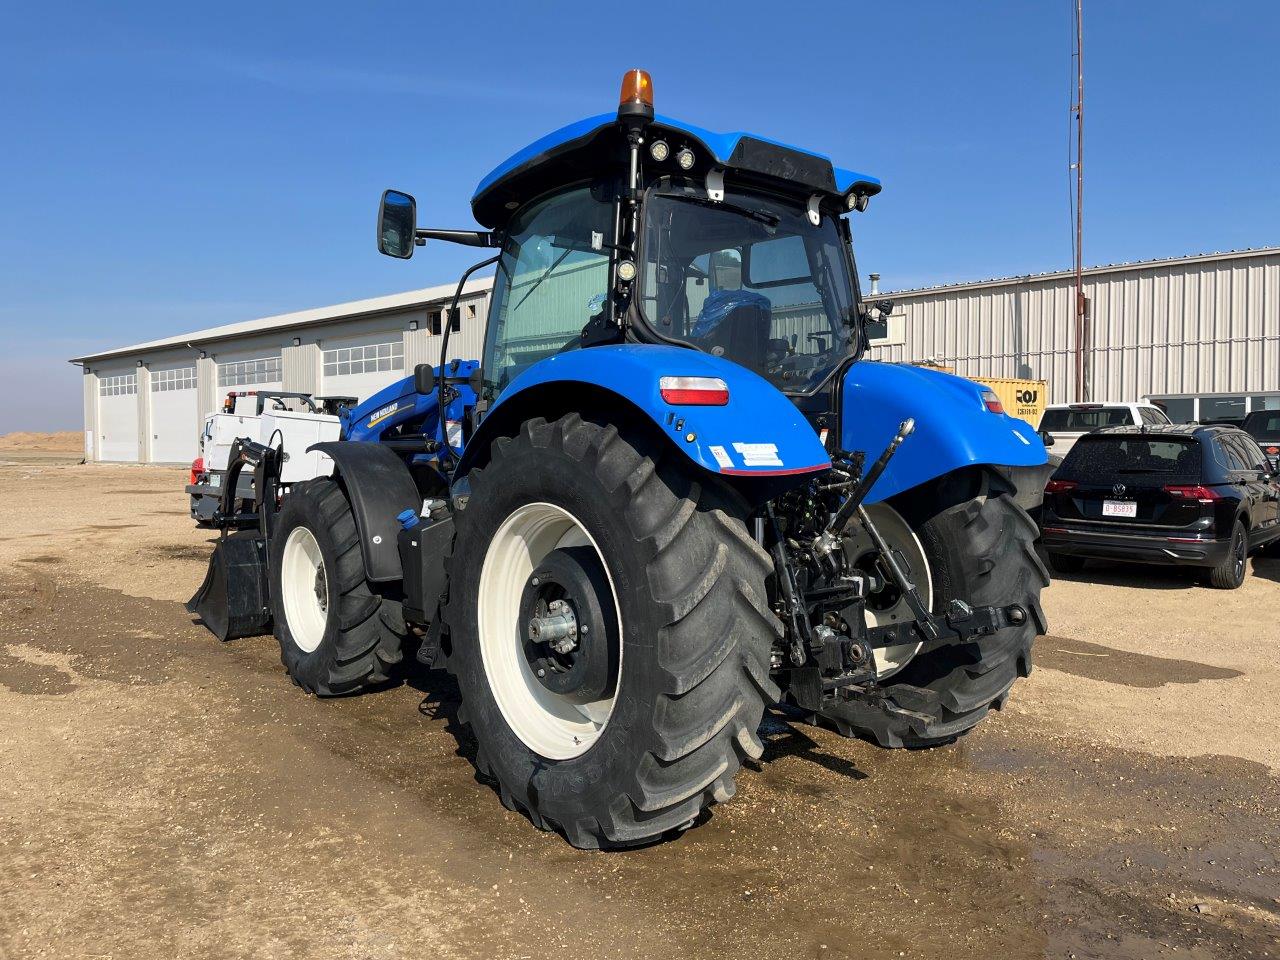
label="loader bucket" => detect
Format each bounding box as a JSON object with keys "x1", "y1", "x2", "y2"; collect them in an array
[{"x1": 187, "y1": 531, "x2": 272, "y2": 640}]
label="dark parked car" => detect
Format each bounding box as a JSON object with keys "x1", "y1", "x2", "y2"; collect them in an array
[
  {"x1": 1041, "y1": 424, "x2": 1280, "y2": 589},
  {"x1": 1242, "y1": 410, "x2": 1280, "y2": 470}
]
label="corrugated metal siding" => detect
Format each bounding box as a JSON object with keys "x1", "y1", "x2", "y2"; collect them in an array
[
  {"x1": 196, "y1": 355, "x2": 217, "y2": 423},
  {"x1": 82, "y1": 369, "x2": 97, "y2": 461},
  {"x1": 282, "y1": 342, "x2": 319, "y2": 393},
  {"x1": 867, "y1": 250, "x2": 1280, "y2": 403},
  {"x1": 404, "y1": 292, "x2": 490, "y2": 370}
]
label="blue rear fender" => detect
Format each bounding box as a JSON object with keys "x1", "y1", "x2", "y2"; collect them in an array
[
  {"x1": 842, "y1": 362, "x2": 1047, "y2": 503},
  {"x1": 457, "y1": 344, "x2": 830, "y2": 480}
]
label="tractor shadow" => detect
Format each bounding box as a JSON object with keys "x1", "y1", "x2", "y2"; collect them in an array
[
  {"x1": 401, "y1": 661, "x2": 868, "y2": 820},
  {"x1": 404, "y1": 660, "x2": 478, "y2": 764},
  {"x1": 754, "y1": 707, "x2": 869, "y2": 781}
]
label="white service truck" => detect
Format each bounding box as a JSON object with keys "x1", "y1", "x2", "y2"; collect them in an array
[{"x1": 186, "y1": 392, "x2": 346, "y2": 524}]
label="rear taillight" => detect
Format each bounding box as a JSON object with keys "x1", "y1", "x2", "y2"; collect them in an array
[
  {"x1": 1266, "y1": 445, "x2": 1279, "y2": 456},
  {"x1": 189, "y1": 457, "x2": 205, "y2": 486},
  {"x1": 980, "y1": 389, "x2": 1004, "y2": 414},
  {"x1": 1044, "y1": 479, "x2": 1078, "y2": 494},
  {"x1": 659, "y1": 376, "x2": 729, "y2": 406},
  {"x1": 1163, "y1": 484, "x2": 1221, "y2": 504}
]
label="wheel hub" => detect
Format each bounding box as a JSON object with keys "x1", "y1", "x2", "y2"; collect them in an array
[
  {"x1": 313, "y1": 566, "x2": 328, "y2": 613},
  {"x1": 836, "y1": 502, "x2": 933, "y2": 680},
  {"x1": 528, "y1": 599, "x2": 578, "y2": 653},
  {"x1": 519, "y1": 546, "x2": 618, "y2": 705}
]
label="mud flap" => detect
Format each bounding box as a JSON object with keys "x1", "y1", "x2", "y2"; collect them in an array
[{"x1": 186, "y1": 531, "x2": 272, "y2": 641}]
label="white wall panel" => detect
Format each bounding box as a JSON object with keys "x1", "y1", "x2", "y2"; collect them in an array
[{"x1": 869, "y1": 249, "x2": 1280, "y2": 405}]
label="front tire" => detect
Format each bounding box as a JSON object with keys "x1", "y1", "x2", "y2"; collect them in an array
[
  {"x1": 813, "y1": 468, "x2": 1048, "y2": 748},
  {"x1": 269, "y1": 478, "x2": 405, "y2": 695},
  {"x1": 446, "y1": 413, "x2": 780, "y2": 849}
]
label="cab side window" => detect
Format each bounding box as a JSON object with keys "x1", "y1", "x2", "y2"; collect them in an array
[
  {"x1": 481, "y1": 187, "x2": 613, "y2": 399},
  {"x1": 1233, "y1": 435, "x2": 1270, "y2": 473},
  {"x1": 1213, "y1": 437, "x2": 1249, "y2": 472}
]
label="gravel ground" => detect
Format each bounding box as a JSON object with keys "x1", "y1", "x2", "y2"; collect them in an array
[{"x1": 1, "y1": 459, "x2": 1277, "y2": 959}]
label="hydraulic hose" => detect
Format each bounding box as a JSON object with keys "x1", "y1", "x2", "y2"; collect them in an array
[{"x1": 437, "y1": 254, "x2": 501, "y2": 466}]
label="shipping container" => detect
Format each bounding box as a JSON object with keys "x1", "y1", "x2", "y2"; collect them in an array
[{"x1": 978, "y1": 377, "x2": 1047, "y2": 427}]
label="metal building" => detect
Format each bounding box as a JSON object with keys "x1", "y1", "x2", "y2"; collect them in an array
[
  {"x1": 866, "y1": 246, "x2": 1280, "y2": 422},
  {"x1": 73, "y1": 245, "x2": 1279, "y2": 463},
  {"x1": 72, "y1": 280, "x2": 491, "y2": 464}
]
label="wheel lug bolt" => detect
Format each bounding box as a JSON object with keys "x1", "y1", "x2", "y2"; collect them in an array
[{"x1": 537, "y1": 668, "x2": 546, "y2": 678}]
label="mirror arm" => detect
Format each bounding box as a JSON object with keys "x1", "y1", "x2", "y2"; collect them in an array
[{"x1": 414, "y1": 228, "x2": 501, "y2": 248}]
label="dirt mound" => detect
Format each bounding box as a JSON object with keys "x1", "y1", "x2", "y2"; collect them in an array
[{"x1": 0, "y1": 431, "x2": 83, "y2": 452}]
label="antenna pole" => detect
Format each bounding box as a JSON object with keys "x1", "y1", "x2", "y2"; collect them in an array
[{"x1": 1073, "y1": 0, "x2": 1087, "y2": 401}]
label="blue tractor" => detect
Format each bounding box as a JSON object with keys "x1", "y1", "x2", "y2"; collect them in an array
[{"x1": 193, "y1": 70, "x2": 1048, "y2": 848}]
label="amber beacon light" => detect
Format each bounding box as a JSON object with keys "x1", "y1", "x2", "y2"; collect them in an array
[{"x1": 617, "y1": 68, "x2": 654, "y2": 120}]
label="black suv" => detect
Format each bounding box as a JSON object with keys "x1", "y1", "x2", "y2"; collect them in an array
[{"x1": 1041, "y1": 424, "x2": 1280, "y2": 588}]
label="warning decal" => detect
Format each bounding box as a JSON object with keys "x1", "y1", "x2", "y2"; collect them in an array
[{"x1": 731, "y1": 442, "x2": 784, "y2": 467}]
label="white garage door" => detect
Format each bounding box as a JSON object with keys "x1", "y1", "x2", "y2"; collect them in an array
[
  {"x1": 321, "y1": 338, "x2": 404, "y2": 404},
  {"x1": 149, "y1": 365, "x2": 198, "y2": 463},
  {"x1": 216, "y1": 354, "x2": 283, "y2": 414},
  {"x1": 98, "y1": 373, "x2": 139, "y2": 462}
]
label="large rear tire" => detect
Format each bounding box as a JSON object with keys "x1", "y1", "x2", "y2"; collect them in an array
[
  {"x1": 269, "y1": 478, "x2": 405, "y2": 695},
  {"x1": 445, "y1": 413, "x2": 780, "y2": 849},
  {"x1": 813, "y1": 468, "x2": 1048, "y2": 748}
]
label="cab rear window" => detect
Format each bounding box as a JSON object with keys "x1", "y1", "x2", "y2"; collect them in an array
[
  {"x1": 1040, "y1": 407, "x2": 1133, "y2": 431},
  {"x1": 1057, "y1": 436, "x2": 1201, "y2": 483}
]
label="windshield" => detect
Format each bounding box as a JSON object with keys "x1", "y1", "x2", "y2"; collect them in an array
[{"x1": 639, "y1": 182, "x2": 856, "y2": 393}]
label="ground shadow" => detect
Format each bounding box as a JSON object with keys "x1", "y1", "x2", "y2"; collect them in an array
[
  {"x1": 1036, "y1": 634, "x2": 1243, "y2": 688},
  {"x1": 1251, "y1": 554, "x2": 1280, "y2": 585},
  {"x1": 758, "y1": 707, "x2": 869, "y2": 780},
  {"x1": 1037, "y1": 545, "x2": 1204, "y2": 591},
  {"x1": 405, "y1": 660, "x2": 477, "y2": 764}
]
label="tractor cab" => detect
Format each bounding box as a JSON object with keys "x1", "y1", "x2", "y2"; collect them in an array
[{"x1": 379, "y1": 70, "x2": 885, "y2": 422}]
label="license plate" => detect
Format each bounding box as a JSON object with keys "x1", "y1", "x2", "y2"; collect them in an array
[
  {"x1": 1102, "y1": 499, "x2": 1136, "y2": 518},
  {"x1": 208, "y1": 474, "x2": 221, "y2": 488}
]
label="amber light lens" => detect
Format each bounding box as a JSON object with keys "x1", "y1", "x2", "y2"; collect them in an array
[{"x1": 619, "y1": 69, "x2": 653, "y2": 108}]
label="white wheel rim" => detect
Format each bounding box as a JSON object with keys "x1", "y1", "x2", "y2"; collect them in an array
[
  {"x1": 478, "y1": 502, "x2": 622, "y2": 760},
  {"x1": 843, "y1": 503, "x2": 933, "y2": 679},
  {"x1": 281, "y1": 526, "x2": 329, "y2": 654}
]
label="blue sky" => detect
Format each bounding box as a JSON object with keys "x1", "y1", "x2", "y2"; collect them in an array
[{"x1": 1, "y1": 1, "x2": 1276, "y2": 432}]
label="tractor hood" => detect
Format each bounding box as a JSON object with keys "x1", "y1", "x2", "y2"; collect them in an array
[{"x1": 471, "y1": 113, "x2": 881, "y2": 229}]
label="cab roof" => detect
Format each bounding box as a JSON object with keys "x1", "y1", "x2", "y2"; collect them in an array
[{"x1": 470, "y1": 112, "x2": 881, "y2": 229}]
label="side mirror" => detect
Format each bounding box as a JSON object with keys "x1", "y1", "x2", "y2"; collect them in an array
[
  {"x1": 414, "y1": 363, "x2": 434, "y2": 395},
  {"x1": 378, "y1": 189, "x2": 417, "y2": 259},
  {"x1": 874, "y1": 298, "x2": 895, "y2": 317},
  {"x1": 1039, "y1": 430, "x2": 1056, "y2": 448}
]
